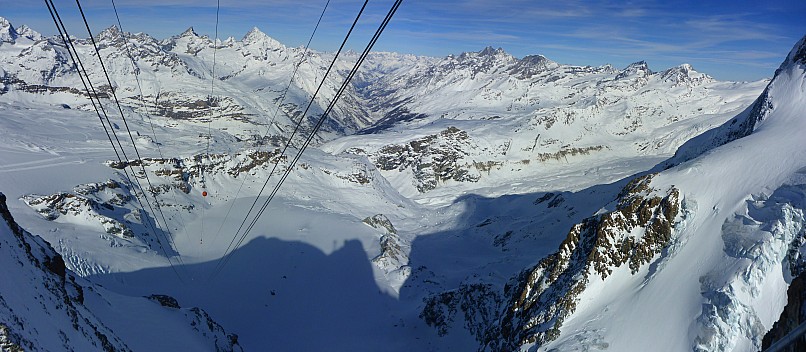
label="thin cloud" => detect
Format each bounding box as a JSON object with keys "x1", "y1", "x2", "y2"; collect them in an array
[
  {"x1": 682, "y1": 16, "x2": 787, "y2": 46},
  {"x1": 394, "y1": 29, "x2": 521, "y2": 43}
]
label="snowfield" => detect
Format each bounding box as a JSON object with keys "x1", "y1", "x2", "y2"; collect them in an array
[{"x1": 1, "y1": 15, "x2": 805, "y2": 351}]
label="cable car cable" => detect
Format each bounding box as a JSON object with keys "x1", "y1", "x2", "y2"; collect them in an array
[
  {"x1": 111, "y1": 0, "x2": 191, "y2": 244},
  {"x1": 44, "y1": 0, "x2": 184, "y2": 280},
  {"x1": 209, "y1": 0, "x2": 332, "y2": 246},
  {"x1": 232, "y1": 0, "x2": 403, "y2": 263},
  {"x1": 213, "y1": 0, "x2": 402, "y2": 278},
  {"x1": 74, "y1": 0, "x2": 183, "y2": 265},
  {"x1": 212, "y1": 0, "x2": 370, "y2": 276},
  {"x1": 199, "y1": 0, "x2": 222, "y2": 246}
]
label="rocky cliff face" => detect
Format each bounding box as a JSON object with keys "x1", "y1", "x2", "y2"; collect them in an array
[
  {"x1": 0, "y1": 191, "x2": 243, "y2": 351},
  {"x1": 499, "y1": 174, "x2": 679, "y2": 348},
  {"x1": 762, "y1": 272, "x2": 806, "y2": 351},
  {"x1": 369, "y1": 127, "x2": 481, "y2": 192},
  {"x1": 0, "y1": 192, "x2": 104, "y2": 351},
  {"x1": 421, "y1": 173, "x2": 681, "y2": 350}
]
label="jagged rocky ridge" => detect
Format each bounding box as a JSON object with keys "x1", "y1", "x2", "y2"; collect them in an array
[
  {"x1": 367, "y1": 127, "x2": 480, "y2": 192},
  {"x1": 422, "y1": 173, "x2": 681, "y2": 349},
  {"x1": 0, "y1": 192, "x2": 242, "y2": 351},
  {"x1": 363, "y1": 214, "x2": 409, "y2": 273}
]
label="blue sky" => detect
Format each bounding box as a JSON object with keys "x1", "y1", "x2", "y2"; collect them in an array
[{"x1": 2, "y1": 0, "x2": 805, "y2": 81}]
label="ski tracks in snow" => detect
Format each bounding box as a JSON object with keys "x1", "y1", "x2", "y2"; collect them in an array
[{"x1": 0, "y1": 155, "x2": 88, "y2": 173}]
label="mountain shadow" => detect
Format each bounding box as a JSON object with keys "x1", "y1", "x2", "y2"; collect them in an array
[
  {"x1": 89, "y1": 237, "x2": 402, "y2": 351},
  {"x1": 397, "y1": 174, "x2": 640, "y2": 350}
]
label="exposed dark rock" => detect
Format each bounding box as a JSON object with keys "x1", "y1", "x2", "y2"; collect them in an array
[
  {"x1": 0, "y1": 73, "x2": 89, "y2": 97},
  {"x1": 146, "y1": 294, "x2": 181, "y2": 309},
  {"x1": 535, "y1": 145, "x2": 604, "y2": 162},
  {"x1": 367, "y1": 216, "x2": 408, "y2": 272},
  {"x1": 363, "y1": 214, "x2": 397, "y2": 234},
  {"x1": 1, "y1": 192, "x2": 132, "y2": 351},
  {"x1": 420, "y1": 174, "x2": 681, "y2": 351},
  {"x1": 186, "y1": 307, "x2": 243, "y2": 352},
  {"x1": 372, "y1": 126, "x2": 480, "y2": 192},
  {"x1": 0, "y1": 323, "x2": 27, "y2": 352},
  {"x1": 372, "y1": 233, "x2": 408, "y2": 271},
  {"x1": 533, "y1": 192, "x2": 555, "y2": 205},
  {"x1": 762, "y1": 272, "x2": 806, "y2": 351},
  {"x1": 546, "y1": 194, "x2": 565, "y2": 208},
  {"x1": 493, "y1": 174, "x2": 679, "y2": 349},
  {"x1": 421, "y1": 284, "x2": 502, "y2": 340},
  {"x1": 509, "y1": 55, "x2": 555, "y2": 79},
  {"x1": 22, "y1": 191, "x2": 135, "y2": 239}
]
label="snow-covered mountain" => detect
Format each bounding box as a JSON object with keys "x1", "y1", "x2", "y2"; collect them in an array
[
  {"x1": 420, "y1": 35, "x2": 806, "y2": 351},
  {"x1": 327, "y1": 45, "x2": 768, "y2": 200},
  {"x1": 0, "y1": 17, "x2": 766, "y2": 155},
  {"x1": 0, "y1": 192, "x2": 242, "y2": 351},
  {"x1": 1, "y1": 16, "x2": 804, "y2": 351},
  {"x1": 1, "y1": 19, "x2": 38, "y2": 45},
  {"x1": 1, "y1": 20, "x2": 381, "y2": 143}
]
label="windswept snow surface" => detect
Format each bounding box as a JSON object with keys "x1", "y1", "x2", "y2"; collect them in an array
[{"x1": 1, "y1": 16, "x2": 802, "y2": 351}]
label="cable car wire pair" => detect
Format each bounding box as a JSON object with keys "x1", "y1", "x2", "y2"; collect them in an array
[{"x1": 44, "y1": 0, "x2": 403, "y2": 281}]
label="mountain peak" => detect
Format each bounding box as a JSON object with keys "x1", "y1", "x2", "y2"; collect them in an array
[
  {"x1": 179, "y1": 27, "x2": 198, "y2": 38},
  {"x1": 245, "y1": 26, "x2": 263, "y2": 36},
  {"x1": 0, "y1": 16, "x2": 18, "y2": 44},
  {"x1": 660, "y1": 63, "x2": 712, "y2": 86},
  {"x1": 663, "y1": 63, "x2": 696, "y2": 76},
  {"x1": 479, "y1": 46, "x2": 505, "y2": 56},
  {"x1": 765, "y1": 34, "x2": 806, "y2": 83},
  {"x1": 626, "y1": 60, "x2": 649, "y2": 69},
  {"x1": 508, "y1": 54, "x2": 558, "y2": 78},
  {"x1": 616, "y1": 60, "x2": 652, "y2": 79},
  {"x1": 242, "y1": 26, "x2": 267, "y2": 42},
  {"x1": 16, "y1": 25, "x2": 41, "y2": 41},
  {"x1": 0, "y1": 18, "x2": 41, "y2": 45},
  {"x1": 677, "y1": 63, "x2": 693, "y2": 72},
  {"x1": 242, "y1": 26, "x2": 283, "y2": 50},
  {"x1": 520, "y1": 54, "x2": 554, "y2": 66},
  {"x1": 98, "y1": 25, "x2": 123, "y2": 42}
]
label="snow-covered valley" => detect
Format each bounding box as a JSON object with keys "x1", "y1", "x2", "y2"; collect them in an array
[{"x1": 1, "y1": 16, "x2": 806, "y2": 351}]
